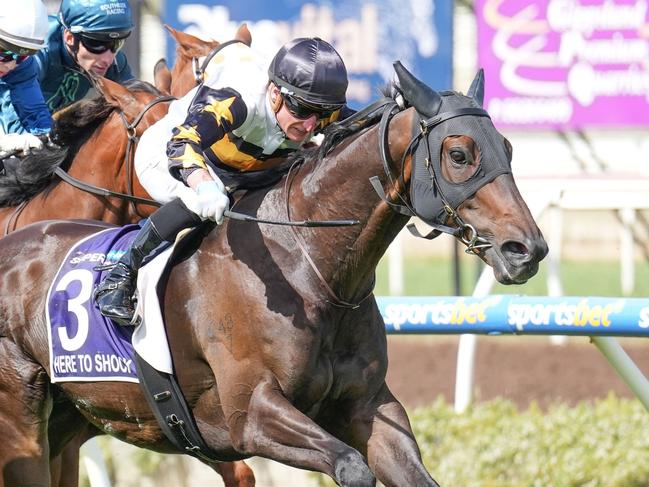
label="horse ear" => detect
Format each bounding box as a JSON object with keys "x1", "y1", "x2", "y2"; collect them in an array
[
  {"x1": 94, "y1": 76, "x2": 138, "y2": 116},
  {"x1": 234, "y1": 23, "x2": 252, "y2": 46},
  {"x1": 467, "y1": 68, "x2": 485, "y2": 107},
  {"x1": 393, "y1": 61, "x2": 441, "y2": 118},
  {"x1": 153, "y1": 58, "x2": 171, "y2": 95},
  {"x1": 165, "y1": 24, "x2": 219, "y2": 59}
]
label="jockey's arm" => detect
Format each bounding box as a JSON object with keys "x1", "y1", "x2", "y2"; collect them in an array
[
  {"x1": 4, "y1": 58, "x2": 52, "y2": 135},
  {"x1": 186, "y1": 168, "x2": 214, "y2": 190},
  {"x1": 167, "y1": 85, "x2": 247, "y2": 186}
]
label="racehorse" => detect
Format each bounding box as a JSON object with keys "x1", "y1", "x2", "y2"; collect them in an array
[
  {"x1": 0, "y1": 78, "x2": 170, "y2": 234},
  {"x1": 0, "y1": 64, "x2": 546, "y2": 486}
]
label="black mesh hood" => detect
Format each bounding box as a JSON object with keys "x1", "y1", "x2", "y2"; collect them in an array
[
  {"x1": 268, "y1": 37, "x2": 347, "y2": 107},
  {"x1": 410, "y1": 92, "x2": 512, "y2": 226}
]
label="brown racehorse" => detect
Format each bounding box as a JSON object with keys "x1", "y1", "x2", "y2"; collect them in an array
[
  {"x1": 0, "y1": 66, "x2": 547, "y2": 486},
  {"x1": 0, "y1": 78, "x2": 167, "y2": 234}
]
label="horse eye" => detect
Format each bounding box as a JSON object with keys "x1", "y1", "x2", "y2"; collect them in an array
[{"x1": 450, "y1": 150, "x2": 466, "y2": 164}]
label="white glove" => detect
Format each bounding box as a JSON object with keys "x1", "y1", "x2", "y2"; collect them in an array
[
  {"x1": 194, "y1": 180, "x2": 230, "y2": 224},
  {"x1": 0, "y1": 133, "x2": 44, "y2": 158}
]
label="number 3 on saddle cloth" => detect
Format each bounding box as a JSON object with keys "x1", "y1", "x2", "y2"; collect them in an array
[{"x1": 46, "y1": 224, "x2": 175, "y2": 383}]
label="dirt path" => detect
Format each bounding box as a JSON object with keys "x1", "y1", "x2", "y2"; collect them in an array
[{"x1": 386, "y1": 335, "x2": 649, "y2": 409}]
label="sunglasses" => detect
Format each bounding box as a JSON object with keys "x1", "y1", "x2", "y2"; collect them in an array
[
  {"x1": 0, "y1": 51, "x2": 28, "y2": 64},
  {"x1": 281, "y1": 93, "x2": 339, "y2": 120},
  {"x1": 76, "y1": 35, "x2": 125, "y2": 55}
]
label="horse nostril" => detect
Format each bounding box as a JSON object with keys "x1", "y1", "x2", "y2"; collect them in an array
[{"x1": 501, "y1": 240, "x2": 530, "y2": 262}]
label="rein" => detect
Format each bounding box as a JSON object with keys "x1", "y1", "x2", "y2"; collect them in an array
[
  {"x1": 282, "y1": 98, "x2": 398, "y2": 309},
  {"x1": 118, "y1": 94, "x2": 176, "y2": 218}
]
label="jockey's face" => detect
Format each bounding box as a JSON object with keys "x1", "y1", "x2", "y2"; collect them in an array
[
  {"x1": 269, "y1": 84, "x2": 318, "y2": 143},
  {"x1": 63, "y1": 30, "x2": 116, "y2": 76}
]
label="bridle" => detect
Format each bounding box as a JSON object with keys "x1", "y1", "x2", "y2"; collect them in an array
[
  {"x1": 191, "y1": 39, "x2": 247, "y2": 84},
  {"x1": 52, "y1": 93, "x2": 175, "y2": 219},
  {"x1": 370, "y1": 100, "x2": 493, "y2": 254},
  {"x1": 281, "y1": 94, "x2": 496, "y2": 309}
]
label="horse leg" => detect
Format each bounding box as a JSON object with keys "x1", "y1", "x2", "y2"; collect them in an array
[
  {"x1": 213, "y1": 460, "x2": 255, "y2": 487},
  {"x1": 0, "y1": 342, "x2": 51, "y2": 487},
  {"x1": 50, "y1": 440, "x2": 80, "y2": 487},
  {"x1": 226, "y1": 379, "x2": 375, "y2": 487},
  {"x1": 339, "y1": 383, "x2": 440, "y2": 487}
]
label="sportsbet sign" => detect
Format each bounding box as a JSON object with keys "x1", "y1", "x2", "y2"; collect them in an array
[
  {"x1": 163, "y1": 0, "x2": 453, "y2": 109},
  {"x1": 378, "y1": 296, "x2": 649, "y2": 336}
]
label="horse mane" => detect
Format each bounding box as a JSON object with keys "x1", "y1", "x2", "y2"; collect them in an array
[{"x1": 0, "y1": 80, "x2": 162, "y2": 208}]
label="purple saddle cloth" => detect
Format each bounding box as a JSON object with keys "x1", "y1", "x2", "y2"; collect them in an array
[{"x1": 47, "y1": 224, "x2": 142, "y2": 383}]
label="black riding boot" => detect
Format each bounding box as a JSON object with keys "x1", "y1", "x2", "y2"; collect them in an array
[{"x1": 94, "y1": 220, "x2": 164, "y2": 325}]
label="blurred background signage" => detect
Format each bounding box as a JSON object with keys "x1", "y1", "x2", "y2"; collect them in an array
[
  {"x1": 163, "y1": 0, "x2": 453, "y2": 109},
  {"x1": 477, "y1": 0, "x2": 649, "y2": 129}
]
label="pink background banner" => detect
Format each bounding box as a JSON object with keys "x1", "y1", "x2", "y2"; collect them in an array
[{"x1": 476, "y1": 0, "x2": 649, "y2": 128}]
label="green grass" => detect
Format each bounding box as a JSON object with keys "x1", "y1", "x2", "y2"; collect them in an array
[
  {"x1": 375, "y1": 254, "x2": 649, "y2": 297},
  {"x1": 314, "y1": 395, "x2": 649, "y2": 487}
]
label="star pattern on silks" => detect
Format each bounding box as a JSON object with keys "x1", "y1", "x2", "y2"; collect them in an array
[
  {"x1": 173, "y1": 142, "x2": 208, "y2": 170},
  {"x1": 203, "y1": 96, "x2": 236, "y2": 125},
  {"x1": 172, "y1": 125, "x2": 201, "y2": 145}
]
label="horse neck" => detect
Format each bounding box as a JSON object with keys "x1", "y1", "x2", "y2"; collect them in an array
[
  {"x1": 67, "y1": 114, "x2": 132, "y2": 219},
  {"x1": 290, "y1": 108, "x2": 415, "y2": 300}
]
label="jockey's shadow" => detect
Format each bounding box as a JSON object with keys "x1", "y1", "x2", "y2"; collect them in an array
[{"x1": 226, "y1": 190, "x2": 312, "y2": 329}]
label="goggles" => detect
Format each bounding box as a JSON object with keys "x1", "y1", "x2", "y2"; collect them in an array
[
  {"x1": 281, "y1": 92, "x2": 341, "y2": 120},
  {"x1": 76, "y1": 34, "x2": 125, "y2": 55},
  {"x1": 0, "y1": 50, "x2": 28, "y2": 64}
]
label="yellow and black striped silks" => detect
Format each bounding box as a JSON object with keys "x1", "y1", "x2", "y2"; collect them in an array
[{"x1": 168, "y1": 85, "x2": 296, "y2": 182}]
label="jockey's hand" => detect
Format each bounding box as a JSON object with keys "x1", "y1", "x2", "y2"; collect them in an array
[
  {"x1": 195, "y1": 180, "x2": 230, "y2": 224},
  {"x1": 0, "y1": 133, "x2": 44, "y2": 158}
]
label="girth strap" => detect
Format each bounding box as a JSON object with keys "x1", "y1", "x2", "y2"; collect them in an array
[{"x1": 134, "y1": 352, "x2": 221, "y2": 463}]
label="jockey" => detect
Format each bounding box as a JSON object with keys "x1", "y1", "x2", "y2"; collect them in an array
[
  {"x1": 94, "y1": 37, "x2": 350, "y2": 325},
  {"x1": 34, "y1": 0, "x2": 134, "y2": 113},
  {"x1": 0, "y1": 0, "x2": 52, "y2": 159}
]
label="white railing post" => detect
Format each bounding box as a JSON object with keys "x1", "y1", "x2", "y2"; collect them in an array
[
  {"x1": 80, "y1": 438, "x2": 111, "y2": 487},
  {"x1": 619, "y1": 207, "x2": 636, "y2": 296}
]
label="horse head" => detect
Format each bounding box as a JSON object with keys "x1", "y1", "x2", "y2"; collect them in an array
[
  {"x1": 155, "y1": 24, "x2": 252, "y2": 98},
  {"x1": 392, "y1": 62, "x2": 547, "y2": 284}
]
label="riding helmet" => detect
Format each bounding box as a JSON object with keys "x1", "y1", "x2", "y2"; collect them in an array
[
  {"x1": 59, "y1": 0, "x2": 134, "y2": 41},
  {"x1": 0, "y1": 0, "x2": 48, "y2": 55},
  {"x1": 268, "y1": 37, "x2": 348, "y2": 109}
]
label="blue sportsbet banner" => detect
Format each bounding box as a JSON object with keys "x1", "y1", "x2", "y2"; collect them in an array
[
  {"x1": 378, "y1": 296, "x2": 649, "y2": 337},
  {"x1": 162, "y1": 0, "x2": 453, "y2": 109}
]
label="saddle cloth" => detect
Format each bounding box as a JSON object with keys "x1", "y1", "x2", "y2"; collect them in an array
[{"x1": 46, "y1": 225, "x2": 176, "y2": 383}]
